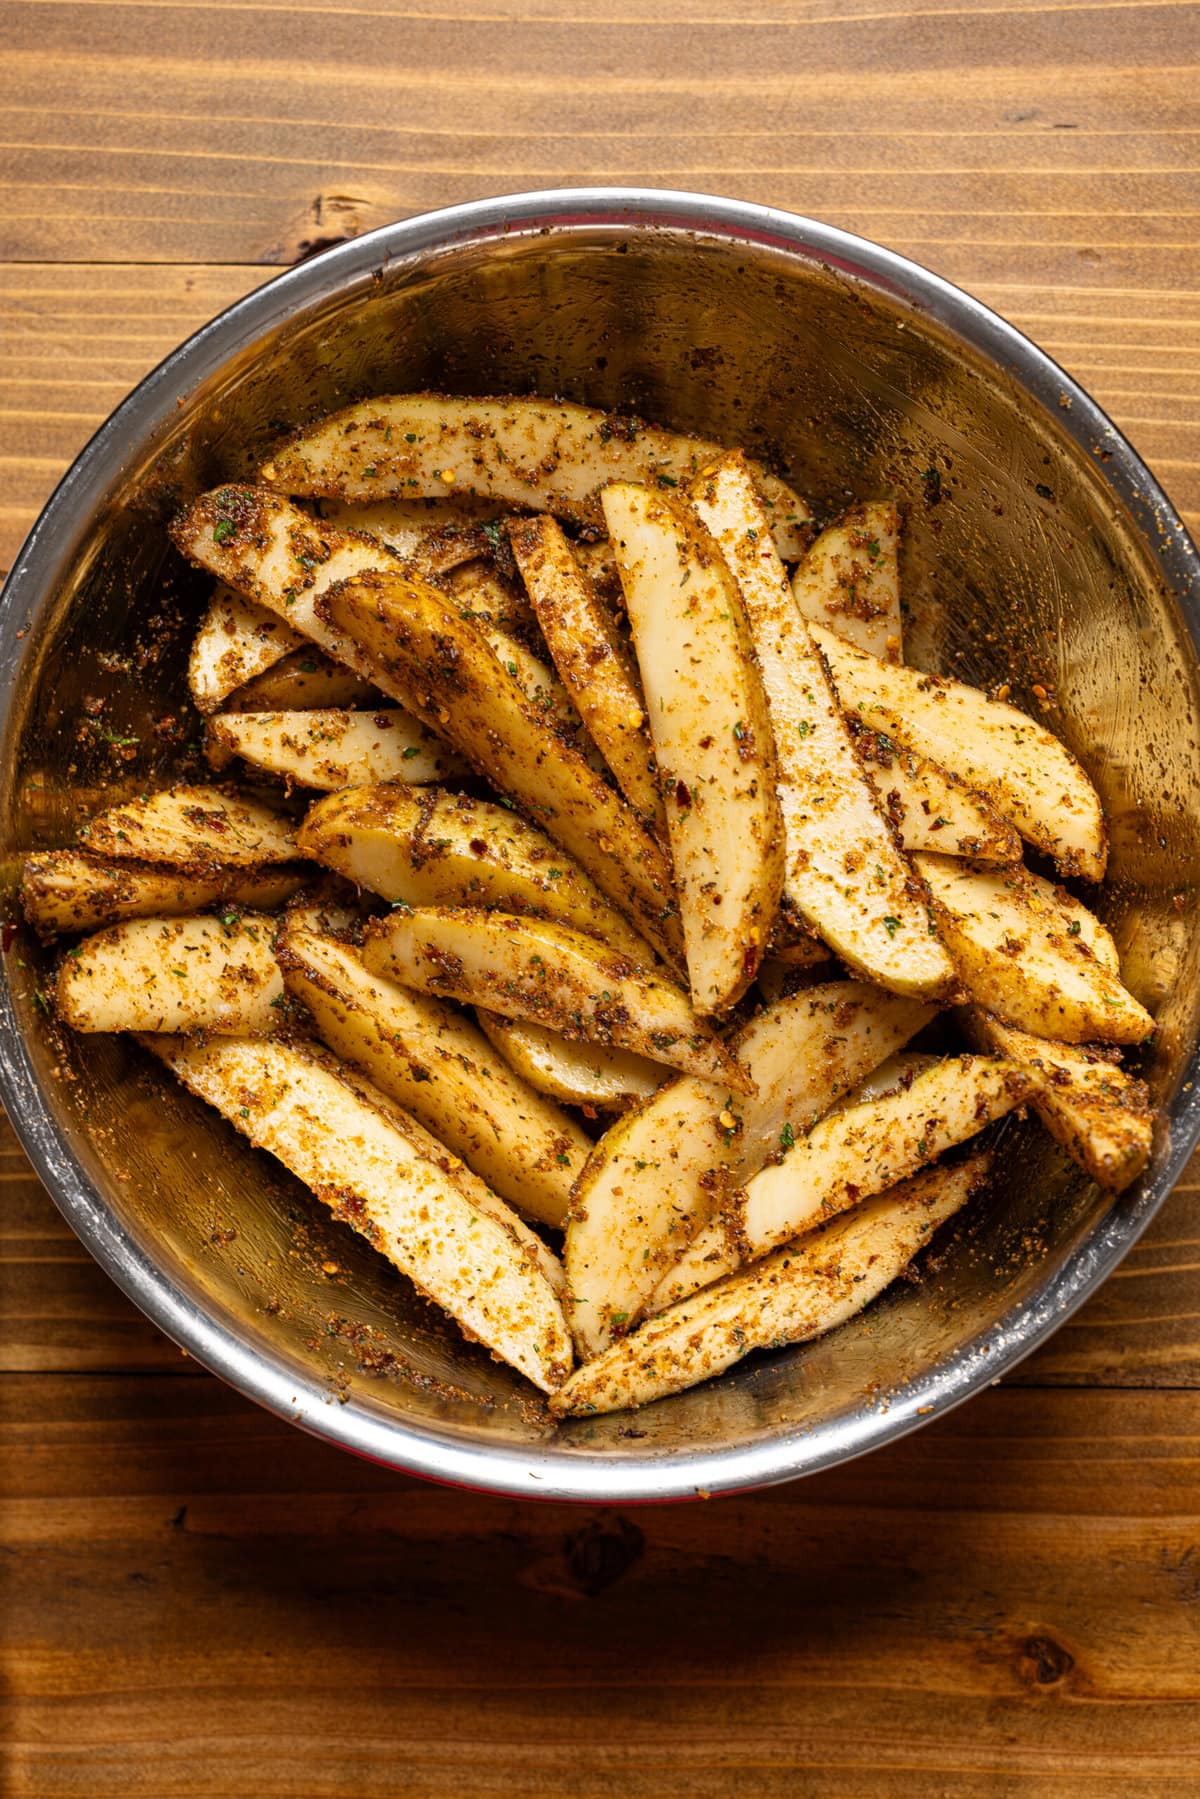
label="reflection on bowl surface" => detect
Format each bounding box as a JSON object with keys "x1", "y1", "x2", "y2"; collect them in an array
[{"x1": 3, "y1": 189, "x2": 1200, "y2": 1500}]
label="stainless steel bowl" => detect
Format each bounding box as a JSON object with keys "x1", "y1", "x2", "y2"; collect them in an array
[{"x1": 4, "y1": 188, "x2": 1200, "y2": 1501}]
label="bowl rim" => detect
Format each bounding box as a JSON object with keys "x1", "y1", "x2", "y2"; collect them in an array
[{"x1": 4, "y1": 185, "x2": 1200, "y2": 1503}]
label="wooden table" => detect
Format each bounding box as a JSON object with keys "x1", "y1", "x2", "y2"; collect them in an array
[{"x1": 4, "y1": 3, "x2": 1200, "y2": 1791}]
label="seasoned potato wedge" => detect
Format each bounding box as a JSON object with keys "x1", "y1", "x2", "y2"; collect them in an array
[
  {"x1": 82, "y1": 785, "x2": 297, "y2": 869},
  {"x1": 20, "y1": 850, "x2": 306, "y2": 939},
  {"x1": 205, "y1": 709, "x2": 460, "y2": 790},
  {"x1": 188, "y1": 584, "x2": 303, "y2": 713},
  {"x1": 296, "y1": 786, "x2": 653, "y2": 962},
  {"x1": 57, "y1": 912, "x2": 282, "y2": 1034},
  {"x1": 142, "y1": 1032, "x2": 572, "y2": 1391},
  {"x1": 476, "y1": 1010, "x2": 666, "y2": 1111},
  {"x1": 687, "y1": 454, "x2": 954, "y2": 999},
  {"x1": 604, "y1": 481, "x2": 784, "y2": 1011},
  {"x1": 552, "y1": 1157, "x2": 982, "y2": 1416},
  {"x1": 278, "y1": 929, "x2": 589, "y2": 1227},
  {"x1": 964, "y1": 1008, "x2": 1153, "y2": 1190},
  {"x1": 320, "y1": 569, "x2": 685, "y2": 966},
  {"x1": 259, "y1": 394, "x2": 812, "y2": 559},
  {"x1": 507, "y1": 514, "x2": 663, "y2": 831},
  {"x1": 813, "y1": 625, "x2": 1107, "y2": 881},
  {"x1": 565, "y1": 982, "x2": 937, "y2": 1356},
  {"x1": 361, "y1": 908, "x2": 747, "y2": 1091},
  {"x1": 849, "y1": 721, "x2": 1021, "y2": 862},
  {"x1": 320, "y1": 495, "x2": 502, "y2": 572},
  {"x1": 226, "y1": 647, "x2": 383, "y2": 713},
  {"x1": 790, "y1": 502, "x2": 902, "y2": 661},
  {"x1": 916, "y1": 853, "x2": 1151, "y2": 1045}
]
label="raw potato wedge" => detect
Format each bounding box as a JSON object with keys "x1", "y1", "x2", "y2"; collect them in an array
[
  {"x1": 142, "y1": 1032, "x2": 572, "y2": 1391},
  {"x1": 319, "y1": 569, "x2": 685, "y2": 967},
  {"x1": 507, "y1": 514, "x2": 664, "y2": 831},
  {"x1": 849, "y1": 721, "x2": 1021, "y2": 862},
  {"x1": 259, "y1": 394, "x2": 812, "y2": 560},
  {"x1": 791, "y1": 502, "x2": 902, "y2": 661},
  {"x1": 205, "y1": 709, "x2": 460, "y2": 789},
  {"x1": 361, "y1": 908, "x2": 747, "y2": 1092},
  {"x1": 812, "y1": 625, "x2": 1107, "y2": 881},
  {"x1": 297, "y1": 786, "x2": 654, "y2": 963},
  {"x1": 278, "y1": 929, "x2": 589, "y2": 1228},
  {"x1": 603, "y1": 481, "x2": 784, "y2": 1011},
  {"x1": 476, "y1": 1011, "x2": 666, "y2": 1111},
  {"x1": 188, "y1": 584, "x2": 303, "y2": 713},
  {"x1": 964, "y1": 1008, "x2": 1153, "y2": 1190},
  {"x1": 321, "y1": 495, "x2": 502, "y2": 573},
  {"x1": 916, "y1": 853, "x2": 1151, "y2": 1045},
  {"x1": 552, "y1": 1157, "x2": 982, "y2": 1416},
  {"x1": 565, "y1": 982, "x2": 937, "y2": 1356},
  {"x1": 687, "y1": 455, "x2": 954, "y2": 999},
  {"x1": 56, "y1": 912, "x2": 282, "y2": 1035},
  {"x1": 82, "y1": 785, "x2": 297, "y2": 869},
  {"x1": 20, "y1": 850, "x2": 306, "y2": 938},
  {"x1": 226, "y1": 647, "x2": 383, "y2": 713}
]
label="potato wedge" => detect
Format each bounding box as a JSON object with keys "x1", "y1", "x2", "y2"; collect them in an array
[
  {"x1": 188, "y1": 584, "x2": 303, "y2": 714},
  {"x1": 297, "y1": 785, "x2": 652, "y2": 962},
  {"x1": 226, "y1": 647, "x2": 383, "y2": 713},
  {"x1": 259, "y1": 394, "x2": 812, "y2": 560},
  {"x1": 603, "y1": 481, "x2": 784, "y2": 1011},
  {"x1": 319, "y1": 568, "x2": 685, "y2": 967},
  {"x1": 361, "y1": 908, "x2": 746, "y2": 1092},
  {"x1": 687, "y1": 454, "x2": 954, "y2": 999},
  {"x1": 564, "y1": 982, "x2": 937, "y2": 1356},
  {"x1": 57, "y1": 912, "x2": 282, "y2": 1034},
  {"x1": 142, "y1": 1032, "x2": 571, "y2": 1391},
  {"x1": 81, "y1": 785, "x2": 297, "y2": 869},
  {"x1": 476, "y1": 1010, "x2": 665, "y2": 1111},
  {"x1": 552, "y1": 1157, "x2": 982, "y2": 1416},
  {"x1": 812, "y1": 624, "x2": 1107, "y2": 881},
  {"x1": 507, "y1": 514, "x2": 663, "y2": 831},
  {"x1": 964, "y1": 1008, "x2": 1153, "y2": 1190},
  {"x1": 849, "y1": 720, "x2": 1021, "y2": 862},
  {"x1": 205, "y1": 709, "x2": 460, "y2": 790},
  {"x1": 916, "y1": 853, "x2": 1151, "y2": 1045},
  {"x1": 790, "y1": 502, "x2": 902, "y2": 662},
  {"x1": 278, "y1": 929, "x2": 589, "y2": 1227},
  {"x1": 320, "y1": 495, "x2": 501, "y2": 573},
  {"x1": 20, "y1": 850, "x2": 306, "y2": 939}
]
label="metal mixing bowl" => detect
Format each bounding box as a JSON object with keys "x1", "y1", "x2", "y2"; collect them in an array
[{"x1": 3, "y1": 188, "x2": 1200, "y2": 1501}]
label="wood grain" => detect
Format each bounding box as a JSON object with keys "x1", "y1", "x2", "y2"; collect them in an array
[{"x1": 3, "y1": 1375, "x2": 1199, "y2": 1797}]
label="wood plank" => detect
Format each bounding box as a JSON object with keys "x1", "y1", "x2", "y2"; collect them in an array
[
  {"x1": 3, "y1": 263, "x2": 1200, "y2": 579},
  {"x1": 2, "y1": 1376, "x2": 1198, "y2": 1796}
]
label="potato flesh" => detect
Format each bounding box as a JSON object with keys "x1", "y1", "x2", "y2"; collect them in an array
[
  {"x1": 296, "y1": 785, "x2": 655, "y2": 963},
  {"x1": 206, "y1": 709, "x2": 459, "y2": 790},
  {"x1": 319, "y1": 568, "x2": 685, "y2": 967},
  {"x1": 82, "y1": 785, "x2": 297, "y2": 869},
  {"x1": 916, "y1": 853, "x2": 1151, "y2": 1045},
  {"x1": 687, "y1": 455, "x2": 954, "y2": 1000},
  {"x1": 56, "y1": 912, "x2": 283, "y2": 1034},
  {"x1": 259, "y1": 393, "x2": 812, "y2": 560},
  {"x1": 20, "y1": 850, "x2": 305, "y2": 938},
  {"x1": 476, "y1": 1010, "x2": 665, "y2": 1110},
  {"x1": 604, "y1": 481, "x2": 784, "y2": 1012},
  {"x1": 791, "y1": 502, "x2": 902, "y2": 662},
  {"x1": 508, "y1": 514, "x2": 664, "y2": 831},
  {"x1": 361, "y1": 907, "x2": 748, "y2": 1092},
  {"x1": 142, "y1": 1033, "x2": 572, "y2": 1392},
  {"x1": 813, "y1": 624, "x2": 1107, "y2": 881},
  {"x1": 279, "y1": 929, "x2": 588, "y2": 1228},
  {"x1": 320, "y1": 495, "x2": 502, "y2": 572},
  {"x1": 225, "y1": 647, "x2": 382, "y2": 713},
  {"x1": 849, "y1": 722, "x2": 1021, "y2": 863},
  {"x1": 188, "y1": 585, "x2": 303, "y2": 713},
  {"x1": 965, "y1": 1007, "x2": 1153, "y2": 1190},
  {"x1": 564, "y1": 981, "x2": 937, "y2": 1356},
  {"x1": 551, "y1": 1158, "x2": 981, "y2": 1416}
]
